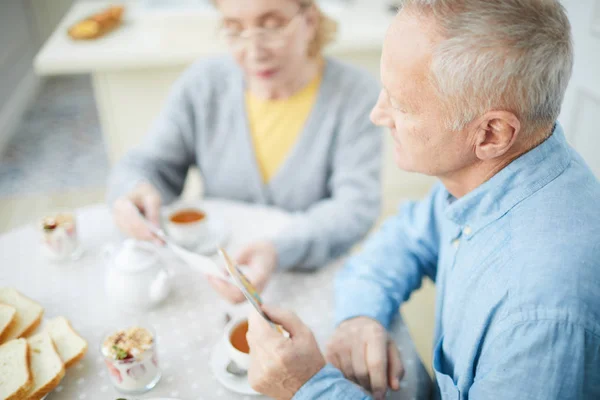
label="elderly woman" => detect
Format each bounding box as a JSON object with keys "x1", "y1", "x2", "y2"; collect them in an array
[{"x1": 107, "y1": 0, "x2": 382, "y2": 302}]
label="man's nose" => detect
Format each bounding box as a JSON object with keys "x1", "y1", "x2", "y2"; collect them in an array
[{"x1": 370, "y1": 91, "x2": 393, "y2": 127}]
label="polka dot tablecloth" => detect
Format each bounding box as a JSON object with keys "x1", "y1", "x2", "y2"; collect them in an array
[{"x1": 0, "y1": 200, "x2": 431, "y2": 400}]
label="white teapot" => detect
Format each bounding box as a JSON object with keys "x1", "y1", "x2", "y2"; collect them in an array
[{"x1": 104, "y1": 239, "x2": 172, "y2": 311}]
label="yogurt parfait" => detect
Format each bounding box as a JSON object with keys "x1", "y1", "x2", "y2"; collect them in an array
[{"x1": 101, "y1": 326, "x2": 161, "y2": 394}]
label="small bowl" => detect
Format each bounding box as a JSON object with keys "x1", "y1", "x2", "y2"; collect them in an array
[{"x1": 100, "y1": 325, "x2": 161, "y2": 394}]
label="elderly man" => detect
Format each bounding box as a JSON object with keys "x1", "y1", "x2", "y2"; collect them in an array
[{"x1": 246, "y1": 0, "x2": 600, "y2": 399}]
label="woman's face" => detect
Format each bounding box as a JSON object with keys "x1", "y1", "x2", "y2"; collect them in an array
[{"x1": 217, "y1": 0, "x2": 317, "y2": 89}]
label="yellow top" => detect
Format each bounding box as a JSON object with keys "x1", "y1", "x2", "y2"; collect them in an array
[{"x1": 245, "y1": 74, "x2": 322, "y2": 183}]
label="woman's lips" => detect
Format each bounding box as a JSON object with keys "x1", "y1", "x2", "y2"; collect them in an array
[{"x1": 255, "y1": 68, "x2": 278, "y2": 79}]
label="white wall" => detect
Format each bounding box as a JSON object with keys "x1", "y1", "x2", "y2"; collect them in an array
[
  {"x1": 0, "y1": 0, "x2": 74, "y2": 154},
  {"x1": 558, "y1": 0, "x2": 600, "y2": 177}
]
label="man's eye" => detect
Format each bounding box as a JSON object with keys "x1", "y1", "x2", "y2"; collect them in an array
[{"x1": 390, "y1": 100, "x2": 405, "y2": 112}]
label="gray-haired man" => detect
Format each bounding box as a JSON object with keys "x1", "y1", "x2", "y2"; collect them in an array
[{"x1": 245, "y1": 1, "x2": 600, "y2": 399}]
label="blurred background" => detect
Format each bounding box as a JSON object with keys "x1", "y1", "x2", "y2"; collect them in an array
[{"x1": 0, "y1": 0, "x2": 598, "y2": 374}]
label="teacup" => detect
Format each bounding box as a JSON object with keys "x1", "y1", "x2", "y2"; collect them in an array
[
  {"x1": 164, "y1": 205, "x2": 211, "y2": 249},
  {"x1": 225, "y1": 318, "x2": 250, "y2": 371}
]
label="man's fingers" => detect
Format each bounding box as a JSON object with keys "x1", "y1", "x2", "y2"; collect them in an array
[
  {"x1": 352, "y1": 342, "x2": 371, "y2": 391},
  {"x1": 338, "y1": 351, "x2": 357, "y2": 383},
  {"x1": 261, "y1": 305, "x2": 306, "y2": 337},
  {"x1": 387, "y1": 341, "x2": 404, "y2": 391},
  {"x1": 248, "y1": 307, "x2": 285, "y2": 344},
  {"x1": 366, "y1": 335, "x2": 388, "y2": 397},
  {"x1": 248, "y1": 308, "x2": 267, "y2": 338},
  {"x1": 327, "y1": 350, "x2": 342, "y2": 370}
]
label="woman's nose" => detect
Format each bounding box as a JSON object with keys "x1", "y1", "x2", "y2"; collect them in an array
[{"x1": 247, "y1": 40, "x2": 266, "y2": 59}]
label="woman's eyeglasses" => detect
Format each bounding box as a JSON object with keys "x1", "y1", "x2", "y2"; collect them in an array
[{"x1": 218, "y1": 5, "x2": 308, "y2": 50}]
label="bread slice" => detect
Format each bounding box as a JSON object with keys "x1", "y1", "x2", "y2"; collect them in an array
[
  {"x1": 0, "y1": 289, "x2": 44, "y2": 342},
  {"x1": 0, "y1": 339, "x2": 33, "y2": 400},
  {"x1": 45, "y1": 317, "x2": 87, "y2": 368},
  {"x1": 25, "y1": 333, "x2": 65, "y2": 400},
  {"x1": 0, "y1": 304, "x2": 17, "y2": 343}
]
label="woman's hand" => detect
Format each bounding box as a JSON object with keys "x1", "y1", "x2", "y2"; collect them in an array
[
  {"x1": 112, "y1": 182, "x2": 163, "y2": 245},
  {"x1": 208, "y1": 241, "x2": 278, "y2": 304}
]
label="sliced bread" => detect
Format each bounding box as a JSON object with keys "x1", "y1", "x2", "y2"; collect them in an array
[
  {"x1": 45, "y1": 317, "x2": 87, "y2": 368},
  {"x1": 0, "y1": 289, "x2": 44, "y2": 342},
  {"x1": 0, "y1": 304, "x2": 17, "y2": 343},
  {"x1": 25, "y1": 332, "x2": 65, "y2": 400},
  {"x1": 0, "y1": 338, "x2": 33, "y2": 400}
]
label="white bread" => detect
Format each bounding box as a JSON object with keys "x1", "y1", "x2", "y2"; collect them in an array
[
  {"x1": 0, "y1": 338, "x2": 33, "y2": 400},
  {"x1": 0, "y1": 289, "x2": 44, "y2": 342},
  {"x1": 25, "y1": 332, "x2": 65, "y2": 400},
  {"x1": 0, "y1": 304, "x2": 17, "y2": 343},
  {"x1": 45, "y1": 317, "x2": 87, "y2": 368}
]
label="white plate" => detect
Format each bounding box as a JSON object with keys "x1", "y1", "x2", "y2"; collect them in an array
[{"x1": 210, "y1": 339, "x2": 263, "y2": 397}]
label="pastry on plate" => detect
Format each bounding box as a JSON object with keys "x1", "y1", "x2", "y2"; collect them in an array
[{"x1": 68, "y1": 5, "x2": 125, "y2": 40}]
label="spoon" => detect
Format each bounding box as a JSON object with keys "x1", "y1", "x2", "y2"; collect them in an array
[{"x1": 226, "y1": 360, "x2": 248, "y2": 377}]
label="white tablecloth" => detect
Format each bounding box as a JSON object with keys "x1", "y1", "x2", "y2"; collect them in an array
[{"x1": 0, "y1": 199, "x2": 431, "y2": 400}]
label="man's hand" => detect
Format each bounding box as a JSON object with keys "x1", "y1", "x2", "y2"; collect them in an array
[
  {"x1": 247, "y1": 305, "x2": 326, "y2": 400},
  {"x1": 207, "y1": 241, "x2": 278, "y2": 303},
  {"x1": 113, "y1": 182, "x2": 163, "y2": 245},
  {"x1": 326, "y1": 317, "x2": 404, "y2": 399}
]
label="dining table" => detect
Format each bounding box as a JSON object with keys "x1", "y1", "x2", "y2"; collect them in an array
[{"x1": 0, "y1": 199, "x2": 432, "y2": 400}]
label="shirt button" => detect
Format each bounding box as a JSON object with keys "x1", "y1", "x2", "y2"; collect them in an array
[
  {"x1": 452, "y1": 238, "x2": 460, "y2": 248},
  {"x1": 463, "y1": 226, "x2": 472, "y2": 236}
]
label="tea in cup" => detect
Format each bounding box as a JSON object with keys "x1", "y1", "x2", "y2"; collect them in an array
[
  {"x1": 164, "y1": 206, "x2": 210, "y2": 248},
  {"x1": 225, "y1": 319, "x2": 250, "y2": 371}
]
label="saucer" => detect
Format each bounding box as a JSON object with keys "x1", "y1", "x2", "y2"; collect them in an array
[
  {"x1": 191, "y1": 217, "x2": 229, "y2": 255},
  {"x1": 210, "y1": 339, "x2": 262, "y2": 396}
]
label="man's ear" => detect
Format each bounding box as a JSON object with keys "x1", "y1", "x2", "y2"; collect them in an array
[{"x1": 472, "y1": 111, "x2": 521, "y2": 161}]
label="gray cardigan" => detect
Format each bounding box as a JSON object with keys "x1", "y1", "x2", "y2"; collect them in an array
[{"x1": 108, "y1": 56, "x2": 383, "y2": 270}]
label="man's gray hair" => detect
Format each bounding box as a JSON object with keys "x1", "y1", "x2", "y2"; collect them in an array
[{"x1": 398, "y1": 0, "x2": 573, "y2": 135}]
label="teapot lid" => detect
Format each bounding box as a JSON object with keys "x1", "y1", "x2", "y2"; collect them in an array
[{"x1": 113, "y1": 239, "x2": 159, "y2": 272}]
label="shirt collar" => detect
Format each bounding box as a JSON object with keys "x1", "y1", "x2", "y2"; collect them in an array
[{"x1": 444, "y1": 123, "x2": 572, "y2": 238}]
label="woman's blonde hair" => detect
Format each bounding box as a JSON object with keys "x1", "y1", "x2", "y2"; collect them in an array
[
  {"x1": 212, "y1": 0, "x2": 338, "y2": 57},
  {"x1": 302, "y1": 0, "x2": 337, "y2": 57}
]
